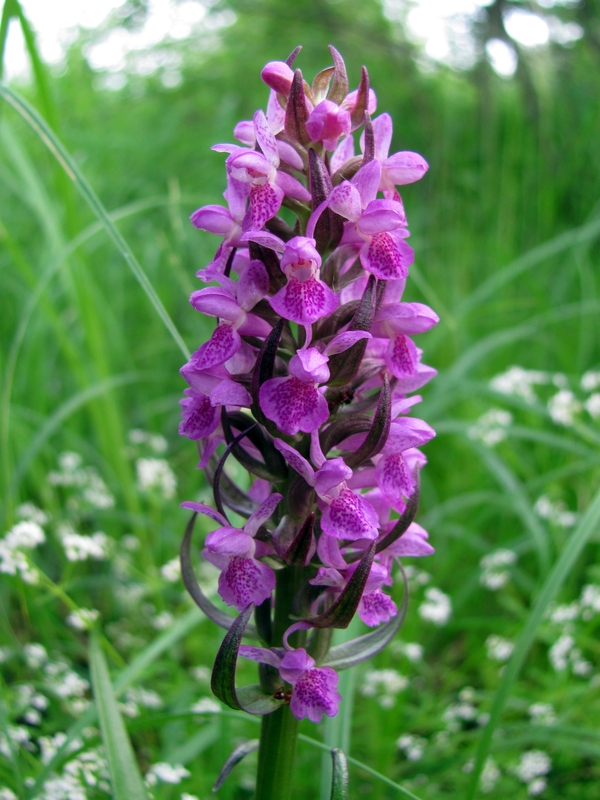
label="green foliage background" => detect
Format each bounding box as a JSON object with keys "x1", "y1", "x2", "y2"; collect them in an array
[{"x1": 1, "y1": 0, "x2": 600, "y2": 798}]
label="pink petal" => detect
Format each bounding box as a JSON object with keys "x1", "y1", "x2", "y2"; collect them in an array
[
  {"x1": 385, "y1": 417, "x2": 436, "y2": 452},
  {"x1": 239, "y1": 645, "x2": 282, "y2": 669},
  {"x1": 321, "y1": 489, "x2": 379, "y2": 540},
  {"x1": 376, "y1": 452, "x2": 416, "y2": 508},
  {"x1": 241, "y1": 230, "x2": 286, "y2": 252},
  {"x1": 331, "y1": 134, "x2": 355, "y2": 173},
  {"x1": 352, "y1": 160, "x2": 382, "y2": 206},
  {"x1": 259, "y1": 377, "x2": 330, "y2": 435},
  {"x1": 324, "y1": 330, "x2": 371, "y2": 356},
  {"x1": 180, "y1": 501, "x2": 228, "y2": 527},
  {"x1": 248, "y1": 181, "x2": 284, "y2": 230},
  {"x1": 357, "y1": 199, "x2": 406, "y2": 235},
  {"x1": 328, "y1": 181, "x2": 362, "y2": 222},
  {"x1": 361, "y1": 231, "x2": 414, "y2": 281},
  {"x1": 274, "y1": 171, "x2": 312, "y2": 202},
  {"x1": 314, "y1": 458, "x2": 352, "y2": 497},
  {"x1": 189, "y1": 287, "x2": 240, "y2": 321},
  {"x1": 233, "y1": 120, "x2": 255, "y2": 145},
  {"x1": 261, "y1": 60, "x2": 295, "y2": 95},
  {"x1": 371, "y1": 113, "x2": 393, "y2": 161},
  {"x1": 394, "y1": 362, "x2": 438, "y2": 393},
  {"x1": 270, "y1": 276, "x2": 338, "y2": 324},
  {"x1": 190, "y1": 205, "x2": 235, "y2": 235},
  {"x1": 289, "y1": 666, "x2": 341, "y2": 723},
  {"x1": 383, "y1": 151, "x2": 429, "y2": 185},
  {"x1": 209, "y1": 379, "x2": 251, "y2": 408},
  {"x1": 237, "y1": 260, "x2": 270, "y2": 311},
  {"x1": 273, "y1": 439, "x2": 316, "y2": 486},
  {"x1": 205, "y1": 527, "x2": 254, "y2": 556},
  {"x1": 359, "y1": 589, "x2": 397, "y2": 627},
  {"x1": 254, "y1": 109, "x2": 280, "y2": 167},
  {"x1": 218, "y1": 556, "x2": 276, "y2": 611},
  {"x1": 385, "y1": 334, "x2": 419, "y2": 379},
  {"x1": 288, "y1": 348, "x2": 330, "y2": 383},
  {"x1": 279, "y1": 648, "x2": 316, "y2": 682},
  {"x1": 277, "y1": 140, "x2": 304, "y2": 170},
  {"x1": 194, "y1": 323, "x2": 241, "y2": 371},
  {"x1": 383, "y1": 522, "x2": 434, "y2": 557},
  {"x1": 373, "y1": 302, "x2": 439, "y2": 335},
  {"x1": 179, "y1": 389, "x2": 220, "y2": 440},
  {"x1": 244, "y1": 492, "x2": 283, "y2": 536},
  {"x1": 267, "y1": 88, "x2": 286, "y2": 133}
]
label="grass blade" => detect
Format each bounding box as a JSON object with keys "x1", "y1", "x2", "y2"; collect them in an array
[
  {"x1": 466, "y1": 483, "x2": 600, "y2": 798},
  {"x1": 89, "y1": 632, "x2": 149, "y2": 800},
  {"x1": 0, "y1": 84, "x2": 190, "y2": 360}
]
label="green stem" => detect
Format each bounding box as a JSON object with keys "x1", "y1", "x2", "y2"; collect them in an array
[{"x1": 255, "y1": 566, "x2": 306, "y2": 799}]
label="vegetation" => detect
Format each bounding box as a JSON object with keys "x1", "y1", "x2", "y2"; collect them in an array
[{"x1": 1, "y1": 1, "x2": 600, "y2": 798}]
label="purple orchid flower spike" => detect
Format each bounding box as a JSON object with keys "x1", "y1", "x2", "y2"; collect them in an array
[
  {"x1": 180, "y1": 48, "x2": 438, "y2": 795},
  {"x1": 181, "y1": 493, "x2": 281, "y2": 611},
  {"x1": 227, "y1": 110, "x2": 311, "y2": 231}
]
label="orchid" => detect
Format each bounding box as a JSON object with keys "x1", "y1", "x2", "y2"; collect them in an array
[{"x1": 179, "y1": 45, "x2": 436, "y2": 800}]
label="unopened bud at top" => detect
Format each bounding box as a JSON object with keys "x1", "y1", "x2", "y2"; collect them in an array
[{"x1": 261, "y1": 60, "x2": 295, "y2": 96}]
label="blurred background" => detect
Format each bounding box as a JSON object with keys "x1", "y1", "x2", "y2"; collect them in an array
[{"x1": 1, "y1": 1, "x2": 600, "y2": 798}]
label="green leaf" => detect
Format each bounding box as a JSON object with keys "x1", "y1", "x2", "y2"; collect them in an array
[
  {"x1": 303, "y1": 543, "x2": 376, "y2": 629},
  {"x1": 213, "y1": 740, "x2": 259, "y2": 792},
  {"x1": 327, "y1": 46, "x2": 349, "y2": 105},
  {"x1": 285, "y1": 68, "x2": 311, "y2": 147},
  {"x1": 89, "y1": 633, "x2": 149, "y2": 800},
  {"x1": 466, "y1": 483, "x2": 600, "y2": 798},
  {"x1": 349, "y1": 66, "x2": 370, "y2": 129},
  {"x1": 375, "y1": 473, "x2": 420, "y2": 555},
  {"x1": 284, "y1": 512, "x2": 316, "y2": 566},
  {"x1": 324, "y1": 565, "x2": 409, "y2": 670},
  {"x1": 180, "y1": 512, "x2": 258, "y2": 636},
  {"x1": 346, "y1": 374, "x2": 391, "y2": 468},
  {"x1": 330, "y1": 748, "x2": 349, "y2": 800}
]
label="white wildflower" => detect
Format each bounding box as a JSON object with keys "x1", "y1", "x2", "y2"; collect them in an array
[
  {"x1": 45, "y1": 661, "x2": 89, "y2": 698},
  {"x1": 190, "y1": 666, "x2": 211, "y2": 682},
  {"x1": 528, "y1": 777, "x2": 547, "y2": 795},
  {"x1": 490, "y1": 366, "x2": 550, "y2": 404},
  {"x1": 581, "y1": 370, "x2": 600, "y2": 392},
  {"x1": 468, "y1": 408, "x2": 513, "y2": 446},
  {"x1": 24, "y1": 643, "x2": 47, "y2": 668},
  {"x1": 67, "y1": 609, "x2": 100, "y2": 631},
  {"x1": 390, "y1": 641, "x2": 423, "y2": 662},
  {"x1": 580, "y1": 584, "x2": 600, "y2": 620},
  {"x1": 16, "y1": 502, "x2": 49, "y2": 525},
  {"x1": 584, "y1": 393, "x2": 600, "y2": 419},
  {"x1": 136, "y1": 458, "x2": 177, "y2": 499},
  {"x1": 181, "y1": 795, "x2": 200, "y2": 800},
  {"x1": 444, "y1": 700, "x2": 477, "y2": 732},
  {"x1": 549, "y1": 602, "x2": 579, "y2": 625},
  {"x1": 396, "y1": 733, "x2": 426, "y2": 761},
  {"x1": 362, "y1": 669, "x2": 408, "y2": 708},
  {"x1": 146, "y1": 763, "x2": 190, "y2": 786},
  {"x1": 152, "y1": 611, "x2": 174, "y2": 630},
  {"x1": 548, "y1": 390, "x2": 581, "y2": 426},
  {"x1": 418, "y1": 588, "x2": 452, "y2": 625},
  {"x1": 160, "y1": 557, "x2": 181, "y2": 583},
  {"x1": 481, "y1": 757, "x2": 501, "y2": 793},
  {"x1": 514, "y1": 750, "x2": 551, "y2": 784},
  {"x1": 534, "y1": 495, "x2": 577, "y2": 528},
  {"x1": 58, "y1": 525, "x2": 109, "y2": 562},
  {"x1": 480, "y1": 548, "x2": 517, "y2": 591},
  {"x1": 549, "y1": 634, "x2": 574, "y2": 671},
  {"x1": 0, "y1": 646, "x2": 12, "y2": 663},
  {"x1": 485, "y1": 635, "x2": 514, "y2": 662},
  {"x1": 528, "y1": 703, "x2": 556, "y2": 726},
  {"x1": 128, "y1": 429, "x2": 168, "y2": 454},
  {"x1": 0, "y1": 789, "x2": 18, "y2": 800},
  {"x1": 191, "y1": 697, "x2": 221, "y2": 714}
]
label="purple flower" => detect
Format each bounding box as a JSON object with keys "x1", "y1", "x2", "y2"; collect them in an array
[
  {"x1": 181, "y1": 493, "x2": 281, "y2": 611},
  {"x1": 306, "y1": 100, "x2": 351, "y2": 151},
  {"x1": 239, "y1": 645, "x2": 342, "y2": 723}
]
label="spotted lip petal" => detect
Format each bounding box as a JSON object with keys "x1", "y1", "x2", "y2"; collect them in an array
[
  {"x1": 321, "y1": 488, "x2": 380, "y2": 541},
  {"x1": 216, "y1": 556, "x2": 276, "y2": 611},
  {"x1": 270, "y1": 276, "x2": 338, "y2": 324},
  {"x1": 259, "y1": 377, "x2": 329, "y2": 435},
  {"x1": 193, "y1": 323, "x2": 242, "y2": 372}
]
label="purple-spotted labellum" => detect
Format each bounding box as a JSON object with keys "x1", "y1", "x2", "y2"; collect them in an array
[{"x1": 179, "y1": 46, "x2": 437, "y2": 728}]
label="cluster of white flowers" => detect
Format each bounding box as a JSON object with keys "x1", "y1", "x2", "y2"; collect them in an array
[
  {"x1": 490, "y1": 367, "x2": 550, "y2": 405},
  {"x1": 462, "y1": 756, "x2": 501, "y2": 793},
  {"x1": 547, "y1": 389, "x2": 582, "y2": 426},
  {"x1": 57, "y1": 524, "x2": 110, "y2": 562},
  {"x1": 418, "y1": 587, "x2": 452, "y2": 625},
  {"x1": 528, "y1": 702, "x2": 556, "y2": 726},
  {"x1": 468, "y1": 408, "x2": 513, "y2": 446},
  {"x1": 135, "y1": 457, "x2": 177, "y2": 499},
  {"x1": 581, "y1": 370, "x2": 600, "y2": 418},
  {"x1": 513, "y1": 750, "x2": 551, "y2": 795},
  {"x1": 397, "y1": 733, "x2": 427, "y2": 761},
  {"x1": 190, "y1": 665, "x2": 211, "y2": 683},
  {"x1": 14, "y1": 683, "x2": 49, "y2": 727},
  {"x1": 48, "y1": 452, "x2": 114, "y2": 509},
  {"x1": 485, "y1": 634, "x2": 514, "y2": 662},
  {"x1": 22, "y1": 643, "x2": 90, "y2": 713},
  {"x1": 361, "y1": 669, "x2": 409, "y2": 708},
  {"x1": 443, "y1": 688, "x2": 488, "y2": 732},
  {"x1": 534, "y1": 495, "x2": 578, "y2": 528},
  {"x1": 191, "y1": 697, "x2": 221, "y2": 714},
  {"x1": 119, "y1": 686, "x2": 163, "y2": 718},
  {"x1": 37, "y1": 746, "x2": 110, "y2": 800},
  {"x1": 548, "y1": 633, "x2": 592, "y2": 675},
  {"x1": 17, "y1": 502, "x2": 49, "y2": 525},
  {"x1": 145, "y1": 762, "x2": 190, "y2": 786},
  {"x1": 160, "y1": 556, "x2": 181, "y2": 583},
  {"x1": 66, "y1": 608, "x2": 100, "y2": 631},
  {"x1": 390, "y1": 641, "x2": 424, "y2": 662},
  {"x1": 128, "y1": 428, "x2": 168, "y2": 454},
  {"x1": 479, "y1": 548, "x2": 517, "y2": 591},
  {"x1": 0, "y1": 724, "x2": 35, "y2": 758},
  {"x1": 152, "y1": 610, "x2": 174, "y2": 630},
  {"x1": 580, "y1": 584, "x2": 600, "y2": 619},
  {"x1": 0, "y1": 520, "x2": 45, "y2": 584}
]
